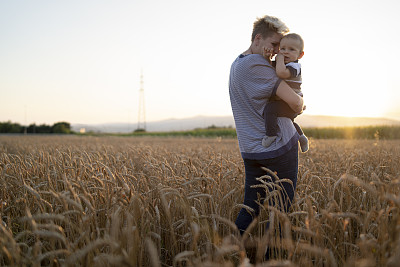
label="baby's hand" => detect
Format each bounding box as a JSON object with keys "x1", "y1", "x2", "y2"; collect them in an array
[
  {"x1": 275, "y1": 53, "x2": 284, "y2": 62},
  {"x1": 262, "y1": 47, "x2": 274, "y2": 62}
]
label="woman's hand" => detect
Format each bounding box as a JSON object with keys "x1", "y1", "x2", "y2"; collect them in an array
[
  {"x1": 297, "y1": 104, "x2": 306, "y2": 115},
  {"x1": 262, "y1": 47, "x2": 274, "y2": 63}
]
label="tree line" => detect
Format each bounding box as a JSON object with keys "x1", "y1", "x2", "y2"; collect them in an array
[
  {"x1": 303, "y1": 125, "x2": 400, "y2": 140},
  {"x1": 130, "y1": 125, "x2": 400, "y2": 139},
  {"x1": 0, "y1": 121, "x2": 72, "y2": 134}
]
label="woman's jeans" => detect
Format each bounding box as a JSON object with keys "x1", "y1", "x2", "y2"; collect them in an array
[{"x1": 235, "y1": 144, "x2": 299, "y2": 234}]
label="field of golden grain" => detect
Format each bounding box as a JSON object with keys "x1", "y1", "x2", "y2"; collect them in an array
[{"x1": 0, "y1": 135, "x2": 399, "y2": 267}]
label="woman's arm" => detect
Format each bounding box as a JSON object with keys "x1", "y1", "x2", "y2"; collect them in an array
[{"x1": 275, "y1": 80, "x2": 304, "y2": 113}]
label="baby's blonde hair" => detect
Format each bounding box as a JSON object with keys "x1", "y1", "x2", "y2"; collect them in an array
[
  {"x1": 251, "y1": 15, "x2": 289, "y2": 41},
  {"x1": 282, "y1": 33, "x2": 304, "y2": 52}
]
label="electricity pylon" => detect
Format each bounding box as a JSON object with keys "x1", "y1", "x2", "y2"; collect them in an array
[{"x1": 137, "y1": 71, "x2": 146, "y2": 131}]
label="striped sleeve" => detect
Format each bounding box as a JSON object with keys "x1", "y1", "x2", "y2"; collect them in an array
[{"x1": 285, "y1": 62, "x2": 301, "y2": 77}]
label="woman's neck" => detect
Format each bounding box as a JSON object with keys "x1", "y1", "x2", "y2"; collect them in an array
[{"x1": 242, "y1": 47, "x2": 253, "y2": 55}]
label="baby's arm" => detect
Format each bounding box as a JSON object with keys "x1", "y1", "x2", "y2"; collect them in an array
[{"x1": 275, "y1": 54, "x2": 292, "y2": 79}]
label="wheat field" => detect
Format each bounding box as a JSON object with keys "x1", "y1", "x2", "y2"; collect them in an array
[{"x1": 0, "y1": 135, "x2": 399, "y2": 267}]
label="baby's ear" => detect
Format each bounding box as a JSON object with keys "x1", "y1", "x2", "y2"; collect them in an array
[{"x1": 298, "y1": 51, "x2": 304, "y2": 59}]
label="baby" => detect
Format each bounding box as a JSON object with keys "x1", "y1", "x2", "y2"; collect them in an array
[{"x1": 262, "y1": 33, "x2": 309, "y2": 152}]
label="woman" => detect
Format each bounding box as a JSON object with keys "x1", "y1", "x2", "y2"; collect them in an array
[{"x1": 228, "y1": 15, "x2": 304, "y2": 259}]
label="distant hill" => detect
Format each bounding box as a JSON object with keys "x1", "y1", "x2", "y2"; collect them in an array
[
  {"x1": 72, "y1": 115, "x2": 400, "y2": 133},
  {"x1": 72, "y1": 116, "x2": 235, "y2": 133}
]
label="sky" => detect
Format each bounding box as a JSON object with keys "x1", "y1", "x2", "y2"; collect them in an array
[{"x1": 1, "y1": 0, "x2": 400, "y2": 125}]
